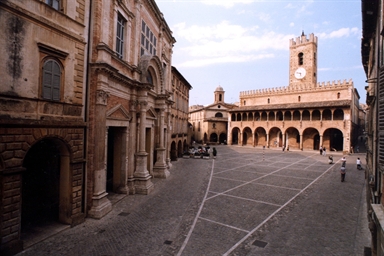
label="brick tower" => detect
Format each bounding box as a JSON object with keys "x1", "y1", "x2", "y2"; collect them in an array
[{"x1": 289, "y1": 32, "x2": 318, "y2": 88}]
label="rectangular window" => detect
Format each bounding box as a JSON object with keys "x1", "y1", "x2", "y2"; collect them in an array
[
  {"x1": 140, "y1": 20, "x2": 157, "y2": 56},
  {"x1": 116, "y1": 14, "x2": 125, "y2": 59},
  {"x1": 45, "y1": 0, "x2": 60, "y2": 10}
]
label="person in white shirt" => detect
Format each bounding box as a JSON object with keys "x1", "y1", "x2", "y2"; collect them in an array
[{"x1": 356, "y1": 158, "x2": 362, "y2": 170}]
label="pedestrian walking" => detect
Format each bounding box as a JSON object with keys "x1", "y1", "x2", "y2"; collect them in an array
[
  {"x1": 356, "y1": 146, "x2": 360, "y2": 153},
  {"x1": 340, "y1": 165, "x2": 346, "y2": 182},
  {"x1": 320, "y1": 146, "x2": 323, "y2": 155},
  {"x1": 341, "y1": 156, "x2": 346, "y2": 165},
  {"x1": 357, "y1": 157, "x2": 362, "y2": 170},
  {"x1": 322, "y1": 147, "x2": 326, "y2": 156}
]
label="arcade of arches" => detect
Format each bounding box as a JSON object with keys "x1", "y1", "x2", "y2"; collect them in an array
[{"x1": 229, "y1": 107, "x2": 351, "y2": 152}]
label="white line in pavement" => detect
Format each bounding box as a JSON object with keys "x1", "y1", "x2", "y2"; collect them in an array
[
  {"x1": 249, "y1": 182, "x2": 302, "y2": 191},
  {"x1": 222, "y1": 161, "x2": 336, "y2": 256},
  {"x1": 198, "y1": 217, "x2": 250, "y2": 233},
  {"x1": 176, "y1": 159, "x2": 216, "y2": 256},
  {"x1": 208, "y1": 192, "x2": 283, "y2": 207},
  {"x1": 207, "y1": 154, "x2": 315, "y2": 202}
]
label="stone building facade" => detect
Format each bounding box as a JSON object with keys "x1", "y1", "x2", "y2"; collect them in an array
[
  {"x1": 169, "y1": 66, "x2": 192, "y2": 160},
  {"x1": 87, "y1": 0, "x2": 175, "y2": 219},
  {"x1": 189, "y1": 86, "x2": 237, "y2": 145},
  {"x1": 0, "y1": 0, "x2": 90, "y2": 254},
  {"x1": 0, "y1": 0, "x2": 181, "y2": 254},
  {"x1": 229, "y1": 33, "x2": 361, "y2": 153},
  {"x1": 361, "y1": 1, "x2": 384, "y2": 255}
]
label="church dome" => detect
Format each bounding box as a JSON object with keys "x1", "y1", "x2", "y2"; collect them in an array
[{"x1": 215, "y1": 85, "x2": 224, "y2": 92}]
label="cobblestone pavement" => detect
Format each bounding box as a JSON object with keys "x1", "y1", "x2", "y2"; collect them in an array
[{"x1": 17, "y1": 145, "x2": 370, "y2": 256}]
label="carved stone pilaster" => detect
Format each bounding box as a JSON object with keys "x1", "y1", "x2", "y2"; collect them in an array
[{"x1": 96, "y1": 90, "x2": 109, "y2": 105}]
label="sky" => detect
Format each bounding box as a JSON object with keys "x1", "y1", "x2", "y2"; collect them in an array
[{"x1": 155, "y1": 0, "x2": 366, "y2": 106}]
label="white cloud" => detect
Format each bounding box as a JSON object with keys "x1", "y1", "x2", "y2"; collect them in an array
[
  {"x1": 200, "y1": 0, "x2": 255, "y2": 8},
  {"x1": 318, "y1": 27, "x2": 360, "y2": 39},
  {"x1": 172, "y1": 21, "x2": 295, "y2": 67},
  {"x1": 289, "y1": 22, "x2": 295, "y2": 27},
  {"x1": 179, "y1": 54, "x2": 274, "y2": 68},
  {"x1": 258, "y1": 12, "x2": 271, "y2": 23}
]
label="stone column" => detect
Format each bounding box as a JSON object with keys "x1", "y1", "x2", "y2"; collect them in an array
[
  {"x1": 239, "y1": 132, "x2": 243, "y2": 146},
  {"x1": 127, "y1": 100, "x2": 137, "y2": 194},
  {"x1": 300, "y1": 134, "x2": 303, "y2": 150},
  {"x1": 166, "y1": 111, "x2": 172, "y2": 168},
  {"x1": 266, "y1": 133, "x2": 270, "y2": 148},
  {"x1": 282, "y1": 133, "x2": 286, "y2": 148},
  {"x1": 134, "y1": 101, "x2": 154, "y2": 194},
  {"x1": 153, "y1": 107, "x2": 170, "y2": 178},
  {"x1": 319, "y1": 135, "x2": 323, "y2": 148},
  {"x1": 89, "y1": 90, "x2": 112, "y2": 219},
  {"x1": 252, "y1": 132, "x2": 255, "y2": 147}
]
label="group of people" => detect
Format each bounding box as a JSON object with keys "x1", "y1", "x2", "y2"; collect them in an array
[
  {"x1": 339, "y1": 156, "x2": 363, "y2": 182},
  {"x1": 319, "y1": 146, "x2": 327, "y2": 156}
]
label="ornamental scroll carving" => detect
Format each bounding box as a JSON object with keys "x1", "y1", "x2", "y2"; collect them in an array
[
  {"x1": 96, "y1": 90, "x2": 109, "y2": 105},
  {"x1": 139, "y1": 101, "x2": 148, "y2": 110}
]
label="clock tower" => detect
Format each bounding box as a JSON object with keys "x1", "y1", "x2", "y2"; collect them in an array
[{"x1": 289, "y1": 32, "x2": 318, "y2": 87}]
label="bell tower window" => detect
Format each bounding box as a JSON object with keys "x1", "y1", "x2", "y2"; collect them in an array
[{"x1": 298, "y1": 52, "x2": 304, "y2": 65}]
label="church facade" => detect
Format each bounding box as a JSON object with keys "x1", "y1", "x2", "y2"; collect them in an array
[
  {"x1": 86, "y1": 0, "x2": 176, "y2": 219},
  {"x1": 189, "y1": 86, "x2": 237, "y2": 145},
  {"x1": 228, "y1": 33, "x2": 361, "y2": 153}
]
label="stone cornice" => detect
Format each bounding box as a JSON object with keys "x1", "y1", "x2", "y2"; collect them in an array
[
  {"x1": 230, "y1": 100, "x2": 352, "y2": 112},
  {"x1": 90, "y1": 62, "x2": 140, "y2": 88}
]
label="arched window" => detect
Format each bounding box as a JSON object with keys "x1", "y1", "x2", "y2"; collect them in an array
[
  {"x1": 42, "y1": 59, "x2": 61, "y2": 101},
  {"x1": 268, "y1": 98, "x2": 270, "y2": 104},
  {"x1": 215, "y1": 112, "x2": 223, "y2": 118},
  {"x1": 219, "y1": 94, "x2": 222, "y2": 101},
  {"x1": 298, "y1": 52, "x2": 304, "y2": 65},
  {"x1": 244, "y1": 100, "x2": 246, "y2": 106},
  {"x1": 147, "y1": 71, "x2": 153, "y2": 85},
  {"x1": 298, "y1": 96, "x2": 301, "y2": 102},
  {"x1": 337, "y1": 92, "x2": 340, "y2": 99}
]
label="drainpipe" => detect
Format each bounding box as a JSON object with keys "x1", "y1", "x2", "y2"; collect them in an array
[{"x1": 83, "y1": 0, "x2": 93, "y2": 215}]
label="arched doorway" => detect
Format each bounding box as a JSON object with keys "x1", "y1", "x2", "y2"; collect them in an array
[
  {"x1": 22, "y1": 138, "x2": 72, "y2": 241},
  {"x1": 242, "y1": 127, "x2": 252, "y2": 146},
  {"x1": 269, "y1": 127, "x2": 282, "y2": 147},
  {"x1": 324, "y1": 128, "x2": 344, "y2": 151},
  {"x1": 177, "y1": 140, "x2": 183, "y2": 157},
  {"x1": 170, "y1": 141, "x2": 177, "y2": 161},
  {"x1": 254, "y1": 127, "x2": 267, "y2": 147},
  {"x1": 231, "y1": 128, "x2": 240, "y2": 145},
  {"x1": 219, "y1": 133, "x2": 227, "y2": 144},
  {"x1": 302, "y1": 128, "x2": 320, "y2": 150},
  {"x1": 210, "y1": 133, "x2": 218, "y2": 143}
]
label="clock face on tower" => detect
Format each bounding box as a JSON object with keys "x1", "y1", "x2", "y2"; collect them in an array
[{"x1": 294, "y1": 67, "x2": 306, "y2": 79}]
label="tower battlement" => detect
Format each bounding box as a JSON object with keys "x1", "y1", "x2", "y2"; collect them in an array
[
  {"x1": 290, "y1": 32, "x2": 318, "y2": 46},
  {"x1": 239, "y1": 79, "x2": 353, "y2": 97}
]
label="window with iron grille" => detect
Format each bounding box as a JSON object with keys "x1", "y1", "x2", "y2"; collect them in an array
[
  {"x1": 116, "y1": 14, "x2": 125, "y2": 59},
  {"x1": 378, "y1": 67, "x2": 384, "y2": 166},
  {"x1": 42, "y1": 59, "x2": 61, "y2": 101},
  {"x1": 141, "y1": 20, "x2": 157, "y2": 56}
]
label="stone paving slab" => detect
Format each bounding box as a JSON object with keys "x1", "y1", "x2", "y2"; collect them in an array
[
  {"x1": 209, "y1": 177, "x2": 246, "y2": 193},
  {"x1": 16, "y1": 145, "x2": 370, "y2": 256},
  {"x1": 201, "y1": 195, "x2": 279, "y2": 231},
  {"x1": 226, "y1": 183, "x2": 300, "y2": 206},
  {"x1": 213, "y1": 170, "x2": 265, "y2": 181}
]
